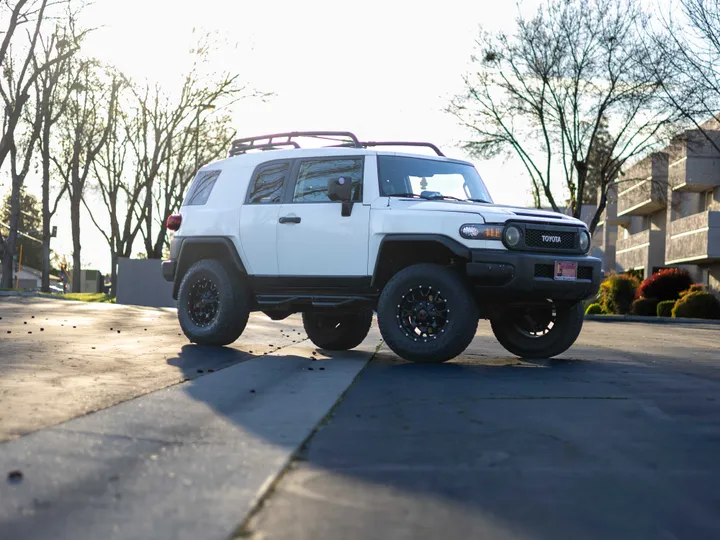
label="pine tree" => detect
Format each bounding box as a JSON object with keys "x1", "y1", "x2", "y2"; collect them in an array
[
  {"x1": 584, "y1": 116, "x2": 614, "y2": 205},
  {"x1": 1, "y1": 189, "x2": 43, "y2": 271}
]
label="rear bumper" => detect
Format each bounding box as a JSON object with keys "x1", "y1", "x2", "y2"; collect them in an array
[
  {"x1": 466, "y1": 249, "x2": 601, "y2": 301},
  {"x1": 161, "y1": 260, "x2": 176, "y2": 282}
]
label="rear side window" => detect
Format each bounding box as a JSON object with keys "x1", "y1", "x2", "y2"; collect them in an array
[
  {"x1": 247, "y1": 162, "x2": 289, "y2": 204},
  {"x1": 184, "y1": 170, "x2": 221, "y2": 206}
]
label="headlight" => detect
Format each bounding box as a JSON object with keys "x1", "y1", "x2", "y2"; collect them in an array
[
  {"x1": 459, "y1": 224, "x2": 503, "y2": 240},
  {"x1": 579, "y1": 230, "x2": 590, "y2": 252},
  {"x1": 504, "y1": 225, "x2": 522, "y2": 247}
]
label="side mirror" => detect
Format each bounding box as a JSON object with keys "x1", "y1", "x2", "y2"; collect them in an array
[
  {"x1": 328, "y1": 176, "x2": 354, "y2": 217},
  {"x1": 328, "y1": 176, "x2": 353, "y2": 202}
]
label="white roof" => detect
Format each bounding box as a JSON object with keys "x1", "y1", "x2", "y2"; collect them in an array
[{"x1": 201, "y1": 147, "x2": 474, "y2": 173}]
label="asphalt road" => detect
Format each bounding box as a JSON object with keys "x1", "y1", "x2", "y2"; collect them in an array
[
  {"x1": 0, "y1": 297, "x2": 311, "y2": 442},
  {"x1": 1, "y1": 297, "x2": 720, "y2": 540},
  {"x1": 242, "y1": 321, "x2": 720, "y2": 540}
]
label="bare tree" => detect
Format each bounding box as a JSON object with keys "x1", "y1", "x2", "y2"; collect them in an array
[
  {"x1": 125, "y1": 64, "x2": 257, "y2": 259},
  {"x1": 448, "y1": 0, "x2": 679, "y2": 232},
  {"x1": 0, "y1": 0, "x2": 79, "y2": 287},
  {"x1": 53, "y1": 58, "x2": 119, "y2": 292},
  {"x1": 34, "y1": 22, "x2": 84, "y2": 291},
  {"x1": 83, "y1": 85, "x2": 146, "y2": 296},
  {"x1": 642, "y1": 0, "x2": 720, "y2": 153}
]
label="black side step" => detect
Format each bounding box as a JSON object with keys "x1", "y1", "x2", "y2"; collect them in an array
[{"x1": 255, "y1": 294, "x2": 376, "y2": 311}]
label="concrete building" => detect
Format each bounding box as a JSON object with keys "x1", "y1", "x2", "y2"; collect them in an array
[{"x1": 591, "y1": 118, "x2": 720, "y2": 290}]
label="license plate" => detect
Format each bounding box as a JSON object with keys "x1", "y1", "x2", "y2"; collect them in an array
[{"x1": 554, "y1": 261, "x2": 577, "y2": 281}]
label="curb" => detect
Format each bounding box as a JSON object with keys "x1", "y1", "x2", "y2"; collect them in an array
[{"x1": 584, "y1": 314, "x2": 720, "y2": 325}]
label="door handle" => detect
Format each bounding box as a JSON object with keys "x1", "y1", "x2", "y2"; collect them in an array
[{"x1": 279, "y1": 216, "x2": 301, "y2": 224}]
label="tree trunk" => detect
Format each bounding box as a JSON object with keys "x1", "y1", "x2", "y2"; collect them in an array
[
  {"x1": 70, "y1": 193, "x2": 82, "y2": 293},
  {"x1": 41, "y1": 122, "x2": 51, "y2": 292},
  {"x1": 151, "y1": 223, "x2": 167, "y2": 259},
  {"x1": 573, "y1": 162, "x2": 588, "y2": 219},
  {"x1": 110, "y1": 252, "x2": 118, "y2": 298},
  {"x1": 1, "y1": 179, "x2": 22, "y2": 289}
]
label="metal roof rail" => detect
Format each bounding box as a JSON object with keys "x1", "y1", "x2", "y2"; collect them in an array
[
  {"x1": 228, "y1": 131, "x2": 445, "y2": 157},
  {"x1": 359, "y1": 141, "x2": 445, "y2": 157},
  {"x1": 228, "y1": 131, "x2": 362, "y2": 156}
]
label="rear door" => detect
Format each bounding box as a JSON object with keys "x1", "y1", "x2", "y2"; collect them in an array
[
  {"x1": 276, "y1": 156, "x2": 370, "y2": 277},
  {"x1": 238, "y1": 160, "x2": 291, "y2": 275}
]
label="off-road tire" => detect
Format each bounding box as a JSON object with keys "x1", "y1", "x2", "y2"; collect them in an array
[
  {"x1": 302, "y1": 309, "x2": 374, "y2": 350},
  {"x1": 490, "y1": 301, "x2": 584, "y2": 358},
  {"x1": 177, "y1": 259, "x2": 249, "y2": 346},
  {"x1": 377, "y1": 263, "x2": 479, "y2": 363}
]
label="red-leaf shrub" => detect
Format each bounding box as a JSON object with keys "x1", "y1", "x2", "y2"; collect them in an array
[{"x1": 637, "y1": 268, "x2": 692, "y2": 301}]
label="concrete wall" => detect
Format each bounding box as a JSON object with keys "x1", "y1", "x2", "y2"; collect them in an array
[
  {"x1": 708, "y1": 264, "x2": 720, "y2": 292},
  {"x1": 116, "y1": 258, "x2": 175, "y2": 308}
]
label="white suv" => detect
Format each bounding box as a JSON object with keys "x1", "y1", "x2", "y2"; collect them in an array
[{"x1": 162, "y1": 131, "x2": 601, "y2": 363}]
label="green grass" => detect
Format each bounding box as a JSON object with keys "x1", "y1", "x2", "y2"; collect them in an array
[{"x1": 59, "y1": 293, "x2": 115, "y2": 303}]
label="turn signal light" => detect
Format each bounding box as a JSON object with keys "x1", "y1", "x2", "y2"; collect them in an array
[
  {"x1": 166, "y1": 214, "x2": 182, "y2": 231},
  {"x1": 459, "y1": 224, "x2": 503, "y2": 240}
]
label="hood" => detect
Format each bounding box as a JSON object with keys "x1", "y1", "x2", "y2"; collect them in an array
[{"x1": 388, "y1": 199, "x2": 587, "y2": 226}]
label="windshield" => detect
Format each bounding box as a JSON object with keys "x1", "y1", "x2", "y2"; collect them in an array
[{"x1": 377, "y1": 155, "x2": 492, "y2": 203}]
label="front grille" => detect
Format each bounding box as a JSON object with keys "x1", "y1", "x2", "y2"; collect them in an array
[
  {"x1": 578, "y1": 266, "x2": 593, "y2": 280},
  {"x1": 534, "y1": 264, "x2": 554, "y2": 278},
  {"x1": 525, "y1": 228, "x2": 576, "y2": 250}
]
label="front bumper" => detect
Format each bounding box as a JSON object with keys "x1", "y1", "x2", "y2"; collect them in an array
[{"x1": 466, "y1": 249, "x2": 601, "y2": 301}]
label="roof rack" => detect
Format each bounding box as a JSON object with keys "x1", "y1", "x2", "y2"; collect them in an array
[
  {"x1": 355, "y1": 141, "x2": 445, "y2": 157},
  {"x1": 228, "y1": 130, "x2": 445, "y2": 157},
  {"x1": 229, "y1": 131, "x2": 361, "y2": 156}
]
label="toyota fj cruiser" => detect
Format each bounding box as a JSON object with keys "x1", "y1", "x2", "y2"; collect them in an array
[{"x1": 162, "y1": 131, "x2": 601, "y2": 363}]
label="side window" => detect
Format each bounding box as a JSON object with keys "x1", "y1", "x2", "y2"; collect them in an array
[
  {"x1": 184, "y1": 170, "x2": 221, "y2": 206},
  {"x1": 247, "y1": 162, "x2": 289, "y2": 204},
  {"x1": 293, "y1": 158, "x2": 363, "y2": 203}
]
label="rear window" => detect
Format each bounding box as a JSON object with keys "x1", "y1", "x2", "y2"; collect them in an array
[{"x1": 184, "y1": 170, "x2": 221, "y2": 206}]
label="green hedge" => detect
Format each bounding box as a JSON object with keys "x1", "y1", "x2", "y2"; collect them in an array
[
  {"x1": 672, "y1": 292, "x2": 720, "y2": 319},
  {"x1": 632, "y1": 297, "x2": 659, "y2": 316},
  {"x1": 598, "y1": 274, "x2": 639, "y2": 314},
  {"x1": 656, "y1": 300, "x2": 675, "y2": 318},
  {"x1": 585, "y1": 303, "x2": 604, "y2": 315}
]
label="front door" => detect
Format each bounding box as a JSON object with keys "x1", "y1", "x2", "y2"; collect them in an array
[{"x1": 277, "y1": 156, "x2": 370, "y2": 277}]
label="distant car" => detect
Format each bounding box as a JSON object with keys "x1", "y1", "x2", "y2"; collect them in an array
[{"x1": 162, "y1": 130, "x2": 601, "y2": 362}]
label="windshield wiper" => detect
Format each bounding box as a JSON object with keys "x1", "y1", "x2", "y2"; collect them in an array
[
  {"x1": 387, "y1": 193, "x2": 487, "y2": 203},
  {"x1": 387, "y1": 193, "x2": 423, "y2": 198}
]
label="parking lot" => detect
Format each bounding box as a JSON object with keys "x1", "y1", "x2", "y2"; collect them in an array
[{"x1": 1, "y1": 297, "x2": 719, "y2": 539}]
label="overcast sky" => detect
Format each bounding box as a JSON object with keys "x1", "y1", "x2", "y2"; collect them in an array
[{"x1": 13, "y1": 0, "x2": 554, "y2": 273}]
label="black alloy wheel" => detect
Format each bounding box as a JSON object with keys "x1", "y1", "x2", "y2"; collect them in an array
[
  {"x1": 377, "y1": 263, "x2": 479, "y2": 363},
  {"x1": 177, "y1": 259, "x2": 249, "y2": 346},
  {"x1": 397, "y1": 285, "x2": 449, "y2": 342},
  {"x1": 188, "y1": 277, "x2": 220, "y2": 327},
  {"x1": 490, "y1": 300, "x2": 584, "y2": 359}
]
